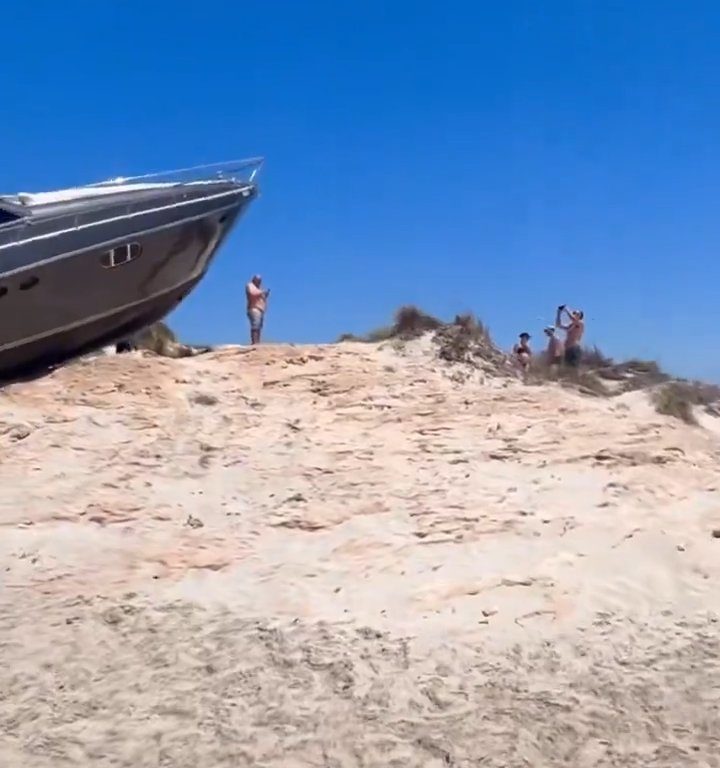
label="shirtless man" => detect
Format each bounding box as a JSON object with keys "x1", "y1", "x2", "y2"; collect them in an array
[
  {"x1": 246, "y1": 274, "x2": 270, "y2": 345},
  {"x1": 544, "y1": 326, "x2": 564, "y2": 366},
  {"x1": 555, "y1": 305, "x2": 585, "y2": 367},
  {"x1": 513, "y1": 332, "x2": 532, "y2": 373}
]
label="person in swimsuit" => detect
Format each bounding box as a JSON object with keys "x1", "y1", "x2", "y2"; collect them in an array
[
  {"x1": 555, "y1": 305, "x2": 585, "y2": 367},
  {"x1": 544, "y1": 326, "x2": 564, "y2": 366},
  {"x1": 513, "y1": 332, "x2": 532, "y2": 373},
  {"x1": 246, "y1": 274, "x2": 270, "y2": 345}
]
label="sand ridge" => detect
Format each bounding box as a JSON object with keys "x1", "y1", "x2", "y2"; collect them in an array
[{"x1": 1, "y1": 340, "x2": 719, "y2": 765}]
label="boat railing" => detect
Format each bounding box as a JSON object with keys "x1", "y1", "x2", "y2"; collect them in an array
[
  {"x1": 0, "y1": 157, "x2": 264, "y2": 245},
  {"x1": 87, "y1": 156, "x2": 264, "y2": 188}
]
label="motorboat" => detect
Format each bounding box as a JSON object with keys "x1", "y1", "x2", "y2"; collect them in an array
[{"x1": 0, "y1": 158, "x2": 262, "y2": 377}]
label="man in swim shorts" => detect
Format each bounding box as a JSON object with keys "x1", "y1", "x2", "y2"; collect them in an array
[
  {"x1": 555, "y1": 305, "x2": 585, "y2": 367},
  {"x1": 246, "y1": 274, "x2": 270, "y2": 345}
]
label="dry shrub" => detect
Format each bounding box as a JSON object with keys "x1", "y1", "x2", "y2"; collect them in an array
[
  {"x1": 434, "y1": 313, "x2": 504, "y2": 369},
  {"x1": 566, "y1": 370, "x2": 612, "y2": 397},
  {"x1": 653, "y1": 383, "x2": 700, "y2": 425},
  {"x1": 529, "y1": 343, "x2": 672, "y2": 398},
  {"x1": 617, "y1": 358, "x2": 665, "y2": 376},
  {"x1": 131, "y1": 322, "x2": 211, "y2": 359},
  {"x1": 393, "y1": 305, "x2": 443, "y2": 338},
  {"x1": 454, "y1": 313, "x2": 488, "y2": 335},
  {"x1": 337, "y1": 332, "x2": 363, "y2": 342},
  {"x1": 598, "y1": 358, "x2": 670, "y2": 390},
  {"x1": 338, "y1": 305, "x2": 442, "y2": 343},
  {"x1": 529, "y1": 345, "x2": 612, "y2": 380},
  {"x1": 133, "y1": 322, "x2": 177, "y2": 354},
  {"x1": 593, "y1": 366, "x2": 628, "y2": 381},
  {"x1": 338, "y1": 306, "x2": 508, "y2": 372},
  {"x1": 528, "y1": 359, "x2": 611, "y2": 397},
  {"x1": 362, "y1": 326, "x2": 396, "y2": 342},
  {"x1": 653, "y1": 381, "x2": 720, "y2": 424},
  {"x1": 581, "y1": 345, "x2": 613, "y2": 369}
]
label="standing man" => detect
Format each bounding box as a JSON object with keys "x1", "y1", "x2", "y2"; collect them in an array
[
  {"x1": 555, "y1": 304, "x2": 585, "y2": 367},
  {"x1": 246, "y1": 274, "x2": 270, "y2": 345}
]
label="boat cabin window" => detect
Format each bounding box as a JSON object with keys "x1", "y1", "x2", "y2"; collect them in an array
[{"x1": 101, "y1": 242, "x2": 142, "y2": 268}]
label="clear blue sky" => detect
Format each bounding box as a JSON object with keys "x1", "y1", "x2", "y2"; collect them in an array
[{"x1": 4, "y1": 1, "x2": 720, "y2": 379}]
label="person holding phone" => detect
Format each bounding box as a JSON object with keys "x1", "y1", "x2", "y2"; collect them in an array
[
  {"x1": 555, "y1": 304, "x2": 585, "y2": 367},
  {"x1": 246, "y1": 274, "x2": 270, "y2": 345}
]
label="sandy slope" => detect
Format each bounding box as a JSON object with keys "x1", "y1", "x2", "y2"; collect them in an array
[{"x1": 1, "y1": 339, "x2": 719, "y2": 766}]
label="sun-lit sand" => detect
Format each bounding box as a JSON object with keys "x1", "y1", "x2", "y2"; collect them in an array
[{"x1": 1, "y1": 338, "x2": 719, "y2": 766}]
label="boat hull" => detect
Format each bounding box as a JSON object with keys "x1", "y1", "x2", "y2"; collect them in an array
[
  {"x1": 0, "y1": 184, "x2": 255, "y2": 378},
  {"x1": 0, "y1": 275, "x2": 205, "y2": 376}
]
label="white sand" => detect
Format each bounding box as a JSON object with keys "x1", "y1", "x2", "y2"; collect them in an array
[{"x1": 1, "y1": 340, "x2": 719, "y2": 766}]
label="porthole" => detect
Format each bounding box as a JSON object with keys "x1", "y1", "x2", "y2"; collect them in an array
[
  {"x1": 101, "y1": 242, "x2": 142, "y2": 268},
  {"x1": 19, "y1": 276, "x2": 39, "y2": 291}
]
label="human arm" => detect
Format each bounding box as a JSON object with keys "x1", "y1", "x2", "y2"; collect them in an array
[
  {"x1": 564, "y1": 309, "x2": 584, "y2": 332},
  {"x1": 556, "y1": 305, "x2": 570, "y2": 329},
  {"x1": 247, "y1": 283, "x2": 271, "y2": 305}
]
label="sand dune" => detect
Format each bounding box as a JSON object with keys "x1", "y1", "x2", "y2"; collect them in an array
[{"x1": 1, "y1": 339, "x2": 719, "y2": 766}]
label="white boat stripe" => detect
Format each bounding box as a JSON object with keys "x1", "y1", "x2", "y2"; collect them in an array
[
  {"x1": 0, "y1": 186, "x2": 251, "y2": 252},
  {"x1": 0, "y1": 212, "x2": 231, "y2": 353},
  {"x1": 0, "y1": 199, "x2": 243, "y2": 280}
]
